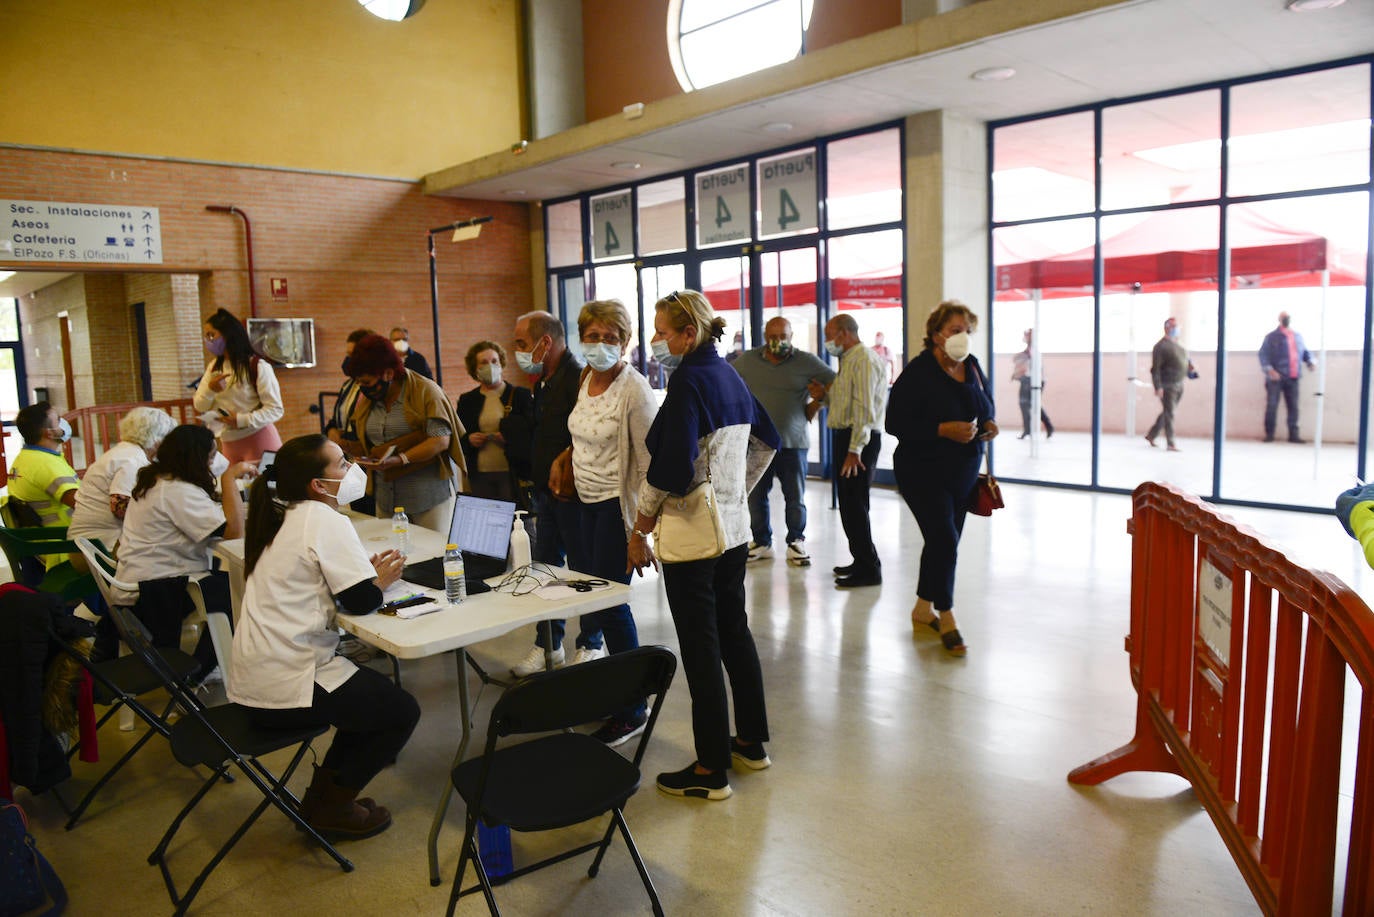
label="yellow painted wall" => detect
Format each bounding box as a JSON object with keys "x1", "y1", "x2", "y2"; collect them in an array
[{"x1": 0, "y1": 0, "x2": 524, "y2": 179}]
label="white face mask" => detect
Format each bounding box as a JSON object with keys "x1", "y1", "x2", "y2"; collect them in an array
[
  {"x1": 318, "y1": 461, "x2": 367, "y2": 506},
  {"x1": 582, "y1": 342, "x2": 621, "y2": 373},
  {"x1": 393, "y1": 339, "x2": 410, "y2": 354},
  {"x1": 824, "y1": 339, "x2": 844, "y2": 357},
  {"x1": 209, "y1": 452, "x2": 230, "y2": 477},
  {"x1": 52, "y1": 417, "x2": 72, "y2": 444},
  {"x1": 478, "y1": 363, "x2": 502, "y2": 385},
  {"x1": 943, "y1": 331, "x2": 971, "y2": 362}
]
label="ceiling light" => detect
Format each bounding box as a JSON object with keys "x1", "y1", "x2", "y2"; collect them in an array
[
  {"x1": 502, "y1": 189, "x2": 527, "y2": 197},
  {"x1": 762, "y1": 121, "x2": 794, "y2": 133},
  {"x1": 972, "y1": 67, "x2": 1016, "y2": 82},
  {"x1": 1285, "y1": 0, "x2": 1346, "y2": 11},
  {"x1": 611, "y1": 161, "x2": 642, "y2": 170}
]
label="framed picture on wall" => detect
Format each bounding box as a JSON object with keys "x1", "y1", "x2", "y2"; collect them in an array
[{"x1": 247, "y1": 317, "x2": 316, "y2": 368}]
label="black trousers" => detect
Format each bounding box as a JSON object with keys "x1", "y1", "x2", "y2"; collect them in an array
[
  {"x1": 247, "y1": 665, "x2": 420, "y2": 791},
  {"x1": 895, "y1": 452, "x2": 980, "y2": 611},
  {"x1": 1264, "y1": 376, "x2": 1301, "y2": 439},
  {"x1": 1018, "y1": 378, "x2": 1052, "y2": 436},
  {"x1": 833, "y1": 428, "x2": 881, "y2": 573},
  {"x1": 661, "y1": 543, "x2": 769, "y2": 772}
]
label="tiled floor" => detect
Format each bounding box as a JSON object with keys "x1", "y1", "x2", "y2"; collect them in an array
[{"x1": 12, "y1": 481, "x2": 1368, "y2": 915}]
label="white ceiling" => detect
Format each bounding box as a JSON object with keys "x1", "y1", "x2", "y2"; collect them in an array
[{"x1": 428, "y1": 0, "x2": 1374, "y2": 201}]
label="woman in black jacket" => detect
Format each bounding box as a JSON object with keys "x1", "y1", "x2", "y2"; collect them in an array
[
  {"x1": 454, "y1": 341, "x2": 533, "y2": 503},
  {"x1": 885, "y1": 300, "x2": 997, "y2": 657}
]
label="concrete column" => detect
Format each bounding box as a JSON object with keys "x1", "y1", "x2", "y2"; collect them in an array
[{"x1": 904, "y1": 109, "x2": 988, "y2": 357}]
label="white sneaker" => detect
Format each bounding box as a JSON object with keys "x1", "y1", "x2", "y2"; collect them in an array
[
  {"x1": 747, "y1": 541, "x2": 774, "y2": 562},
  {"x1": 512, "y1": 643, "x2": 564, "y2": 677},
  {"x1": 785, "y1": 542, "x2": 811, "y2": 567},
  {"x1": 571, "y1": 645, "x2": 607, "y2": 665}
]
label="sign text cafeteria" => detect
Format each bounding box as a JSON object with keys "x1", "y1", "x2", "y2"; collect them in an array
[{"x1": 4, "y1": 200, "x2": 164, "y2": 264}]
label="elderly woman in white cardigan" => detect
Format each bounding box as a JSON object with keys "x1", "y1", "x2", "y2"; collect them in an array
[{"x1": 557, "y1": 298, "x2": 657, "y2": 745}]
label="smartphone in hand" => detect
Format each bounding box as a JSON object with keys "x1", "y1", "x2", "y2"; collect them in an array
[{"x1": 359, "y1": 445, "x2": 396, "y2": 466}]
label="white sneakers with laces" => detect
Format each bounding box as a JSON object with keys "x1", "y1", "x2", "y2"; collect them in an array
[
  {"x1": 746, "y1": 541, "x2": 774, "y2": 562},
  {"x1": 571, "y1": 645, "x2": 607, "y2": 666},
  {"x1": 785, "y1": 541, "x2": 811, "y2": 567},
  {"x1": 511, "y1": 644, "x2": 564, "y2": 677}
]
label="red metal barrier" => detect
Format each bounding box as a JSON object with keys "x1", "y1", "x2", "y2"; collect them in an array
[
  {"x1": 1070, "y1": 481, "x2": 1374, "y2": 915},
  {"x1": 60, "y1": 399, "x2": 196, "y2": 472}
]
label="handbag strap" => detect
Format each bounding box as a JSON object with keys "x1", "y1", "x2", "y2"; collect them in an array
[{"x1": 967, "y1": 358, "x2": 994, "y2": 478}]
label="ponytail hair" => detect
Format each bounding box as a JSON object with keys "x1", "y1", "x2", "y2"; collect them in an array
[
  {"x1": 654, "y1": 290, "x2": 725, "y2": 353},
  {"x1": 244, "y1": 433, "x2": 331, "y2": 577}
]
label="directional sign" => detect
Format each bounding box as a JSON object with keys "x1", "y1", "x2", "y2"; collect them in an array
[
  {"x1": 590, "y1": 190, "x2": 633, "y2": 260},
  {"x1": 758, "y1": 150, "x2": 817, "y2": 238},
  {"x1": 3, "y1": 199, "x2": 163, "y2": 264},
  {"x1": 695, "y1": 164, "x2": 750, "y2": 247}
]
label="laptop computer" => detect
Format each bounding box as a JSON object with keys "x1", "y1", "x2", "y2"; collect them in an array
[{"x1": 402, "y1": 493, "x2": 518, "y2": 595}]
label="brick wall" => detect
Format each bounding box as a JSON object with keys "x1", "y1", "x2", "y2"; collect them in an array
[{"x1": 0, "y1": 147, "x2": 534, "y2": 440}]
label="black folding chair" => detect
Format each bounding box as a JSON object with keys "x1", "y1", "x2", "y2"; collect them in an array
[
  {"x1": 107, "y1": 605, "x2": 354, "y2": 915},
  {"x1": 446, "y1": 645, "x2": 677, "y2": 917},
  {"x1": 51, "y1": 623, "x2": 202, "y2": 830}
]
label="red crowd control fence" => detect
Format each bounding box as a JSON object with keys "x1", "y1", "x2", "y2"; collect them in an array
[
  {"x1": 1070, "y1": 481, "x2": 1374, "y2": 915},
  {"x1": 61, "y1": 399, "x2": 196, "y2": 473}
]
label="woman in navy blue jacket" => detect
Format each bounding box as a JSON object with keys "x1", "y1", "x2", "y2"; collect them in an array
[
  {"x1": 628, "y1": 290, "x2": 779, "y2": 801},
  {"x1": 886, "y1": 300, "x2": 998, "y2": 657}
]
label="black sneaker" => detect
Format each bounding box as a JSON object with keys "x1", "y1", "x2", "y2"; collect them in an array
[
  {"x1": 591, "y1": 712, "x2": 647, "y2": 747},
  {"x1": 656, "y1": 763, "x2": 731, "y2": 800},
  {"x1": 730, "y1": 737, "x2": 771, "y2": 770}
]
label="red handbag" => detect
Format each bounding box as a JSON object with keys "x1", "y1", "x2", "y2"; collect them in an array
[{"x1": 967, "y1": 359, "x2": 1003, "y2": 516}]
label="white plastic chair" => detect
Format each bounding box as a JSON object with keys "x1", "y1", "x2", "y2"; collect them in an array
[
  {"x1": 74, "y1": 537, "x2": 142, "y2": 731},
  {"x1": 205, "y1": 611, "x2": 234, "y2": 694}
]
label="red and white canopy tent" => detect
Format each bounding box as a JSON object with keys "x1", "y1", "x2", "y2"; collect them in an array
[{"x1": 992, "y1": 205, "x2": 1367, "y2": 452}]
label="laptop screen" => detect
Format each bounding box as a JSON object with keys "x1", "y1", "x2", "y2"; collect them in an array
[{"x1": 448, "y1": 493, "x2": 517, "y2": 560}]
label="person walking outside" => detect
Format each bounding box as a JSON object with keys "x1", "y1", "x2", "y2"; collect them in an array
[
  {"x1": 1011, "y1": 328, "x2": 1053, "y2": 440},
  {"x1": 731, "y1": 316, "x2": 834, "y2": 567},
  {"x1": 1259, "y1": 310, "x2": 1316, "y2": 443},
  {"x1": 1145, "y1": 316, "x2": 1195, "y2": 453}
]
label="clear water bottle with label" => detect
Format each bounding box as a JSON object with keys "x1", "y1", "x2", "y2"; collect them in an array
[
  {"x1": 443, "y1": 543, "x2": 466, "y2": 605},
  {"x1": 391, "y1": 505, "x2": 411, "y2": 555}
]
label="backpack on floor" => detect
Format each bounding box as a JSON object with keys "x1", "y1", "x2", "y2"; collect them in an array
[{"x1": 0, "y1": 798, "x2": 66, "y2": 916}]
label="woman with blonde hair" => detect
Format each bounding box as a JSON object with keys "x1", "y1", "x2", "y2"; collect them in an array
[
  {"x1": 628, "y1": 290, "x2": 779, "y2": 800},
  {"x1": 553, "y1": 299, "x2": 658, "y2": 744},
  {"x1": 885, "y1": 299, "x2": 998, "y2": 657}
]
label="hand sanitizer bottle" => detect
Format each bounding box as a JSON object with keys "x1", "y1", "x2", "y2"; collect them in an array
[{"x1": 508, "y1": 510, "x2": 531, "y2": 572}]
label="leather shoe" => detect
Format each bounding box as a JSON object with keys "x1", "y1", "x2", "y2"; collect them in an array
[
  {"x1": 833, "y1": 563, "x2": 855, "y2": 576},
  {"x1": 835, "y1": 571, "x2": 882, "y2": 588},
  {"x1": 1289, "y1": 436, "x2": 1306, "y2": 444}
]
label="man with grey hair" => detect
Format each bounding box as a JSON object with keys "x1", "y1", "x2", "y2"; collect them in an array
[
  {"x1": 732, "y1": 316, "x2": 835, "y2": 566},
  {"x1": 507, "y1": 310, "x2": 601, "y2": 677},
  {"x1": 809, "y1": 313, "x2": 888, "y2": 588}
]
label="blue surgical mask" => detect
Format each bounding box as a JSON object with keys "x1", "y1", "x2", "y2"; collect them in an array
[
  {"x1": 824, "y1": 340, "x2": 844, "y2": 357},
  {"x1": 582, "y1": 342, "x2": 621, "y2": 373},
  {"x1": 514, "y1": 350, "x2": 543, "y2": 375},
  {"x1": 54, "y1": 418, "x2": 72, "y2": 444},
  {"x1": 651, "y1": 339, "x2": 681, "y2": 370}
]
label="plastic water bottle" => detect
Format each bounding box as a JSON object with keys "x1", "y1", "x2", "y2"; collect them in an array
[
  {"x1": 508, "y1": 510, "x2": 531, "y2": 572},
  {"x1": 391, "y1": 505, "x2": 411, "y2": 555},
  {"x1": 443, "y1": 543, "x2": 466, "y2": 605}
]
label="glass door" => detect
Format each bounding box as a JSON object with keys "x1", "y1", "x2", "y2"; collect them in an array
[{"x1": 636, "y1": 262, "x2": 685, "y2": 390}]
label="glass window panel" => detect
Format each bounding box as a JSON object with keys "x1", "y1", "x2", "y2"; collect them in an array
[
  {"x1": 757, "y1": 148, "x2": 819, "y2": 241},
  {"x1": 992, "y1": 219, "x2": 1096, "y2": 487},
  {"x1": 1229, "y1": 63, "x2": 1371, "y2": 198},
  {"x1": 587, "y1": 263, "x2": 639, "y2": 366},
  {"x1": 637, "y1": 264, "x2": 685, "y2": 390},
  {"x1": 0, "y1": 299, "x2": 18, "y2": 342},
  {"x1": 678, "y1": 1, "x2": 810, "y2": 90},
  {"x1": 546, "y1": 200, "x2": 584, "y2": 268},
  {"x1": 699, "y1": 256, "x2": 751, "y2": 369},
  {"x1": 589, "y1": 189, "x2": 634, "y2": 262},
  {"x1": 638, "y1": 179, "x2": 686, "y2": 256},
  {"x1": 1097, "y1": 208, "x2": 1218, "y2": 496},
  {"x1": 992, "y1": 111, "x2": 1095, "y2": 222},
  {"x1": 1219, "y1": 193, "x2": 1368, "y2": 507},
  {"x1": 759, "y1": 248, "x2": 824, "y2": 465},
  {"x1": 1102, "y1": 90, "x2": 1220, "y2": 211},
  {"x1": 826, "y1": 128, "x2": 901, "y2": 230},
  {"x1": 0, "y1": 348, "x2": 18, "y2": 419},
  {"x1": 696, "y1": 162, "x2": 752, "y2": 249}
]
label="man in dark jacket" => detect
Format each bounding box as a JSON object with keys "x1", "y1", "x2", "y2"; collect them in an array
[
  {"x1": 1146, "y1": 316, "x2": 1195, "y2": 452},
  {"x1": 1259, "y1": 311, "x2": 1316, "y2": 443},
  {"x1": 507, "y1": 311, "x2": 599, "y2": 677}
]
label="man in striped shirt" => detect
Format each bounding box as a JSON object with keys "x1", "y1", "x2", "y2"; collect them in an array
[{"x1": 808, "y1": 314, "x2": 889, "y2": 588}]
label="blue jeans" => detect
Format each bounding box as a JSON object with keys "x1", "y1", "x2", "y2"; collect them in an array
[
  {"x1": 577, "y1": 497, "x2": 644, "y2": 721},
  {"x1": 530, "y1": 489, "x2": 601, "y2": 650},
  {"x1": 748, "y1": 447, "x2": 807, "y2": 546}
]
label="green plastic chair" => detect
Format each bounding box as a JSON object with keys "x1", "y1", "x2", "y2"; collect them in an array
[{"x1": 0, "y1": 498, "x2": 97, "y2": 603}]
